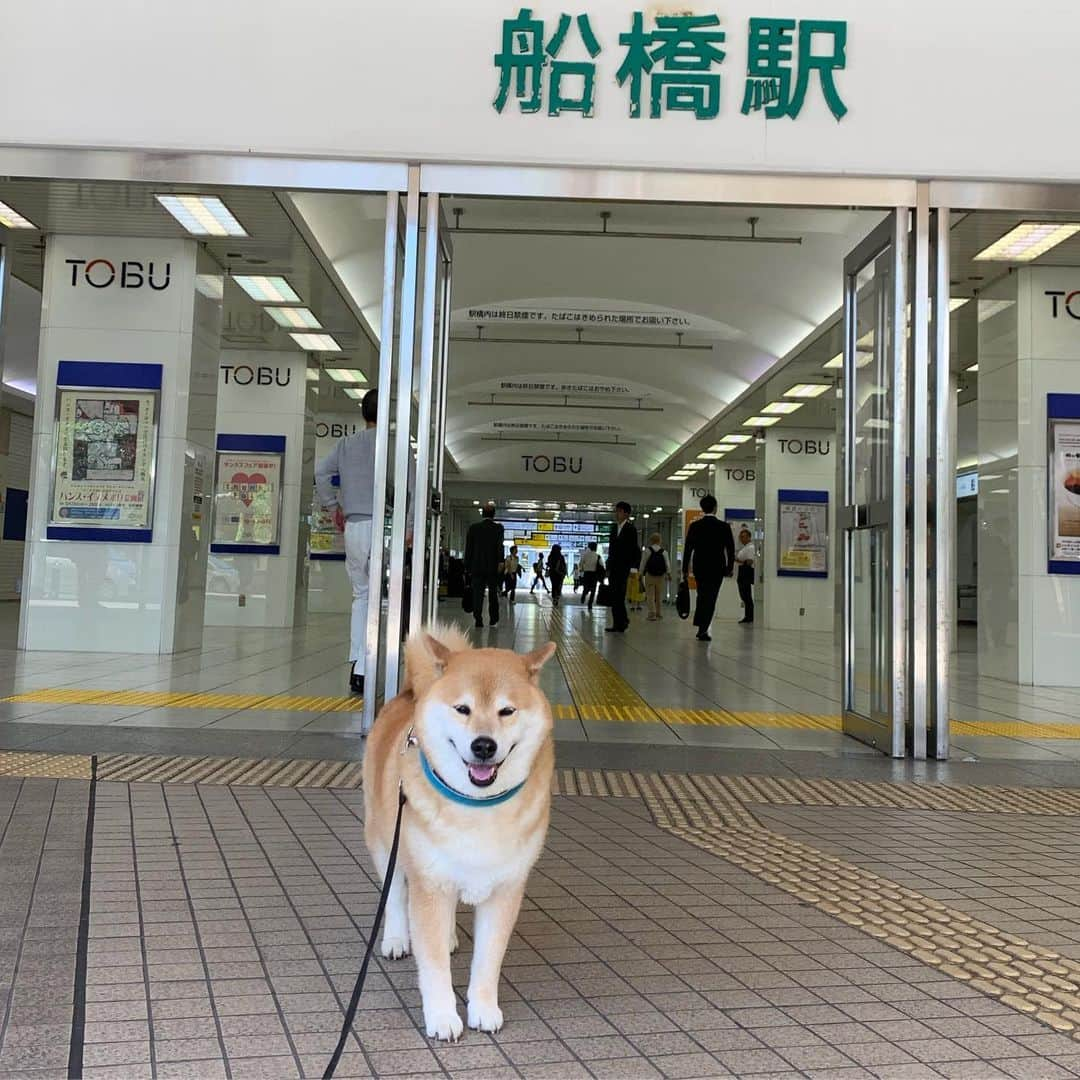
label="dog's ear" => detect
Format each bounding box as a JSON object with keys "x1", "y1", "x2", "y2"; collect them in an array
[
  {"x1": 523, "y1": 641, "x2": 557, "y2": 680},
  {"x1": 424, "y1": 633, "x2": 454, "y2": 674}
]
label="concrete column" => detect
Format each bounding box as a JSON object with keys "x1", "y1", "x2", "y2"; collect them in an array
[
  {"x1": 759, "y1": 428, "x2": 836, "y2": 632},
  {"x1": 978, "y1": 267, "x2": 1080, "y2": 685},
  {"x1": 20, "y1": 235, "x2": 220, "y2": 653},
  {"x1": 203, "y1": 349, "x2": 307, "y2": 629}
]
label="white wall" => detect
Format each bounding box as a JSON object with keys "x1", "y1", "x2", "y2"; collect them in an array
[
  {"x1": 761, "y1": 429, "x2": 835, "y2": 633},
  {"x1": 3, "y1": 1, "x2": 1080, "y2": 183},
  {"x1": 204, "y1": 350, "x2": 308, "y2": 629}
]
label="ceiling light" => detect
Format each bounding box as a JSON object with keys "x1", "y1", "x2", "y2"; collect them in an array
[
  {"x1": 784, "y1": 383, "x2": 830, "y2": 399},
  {"x1": 194, "y1": 273, "x2": 224, "y2": 300},
  {"x1": 966, "y1": 363, "x2": 979, "y2": 373},
  {"x1": 975, "y1": 222, "x2": 1080, "y2": 262},
  {"x1": 682, "y1": 462, "x2": 706, "y2": 471},
  {"x1": 0, "y1": 200, "x2": 37, "y2": 229},
  {"x1": 762, "y1": 401, "x2": 804, "y2": 415},
  {"x1": 342, "y1": 387, "x2": 367, "y2": 399},
  {"x1": 653, "y1": 506, "x2": 663, "y2": 512},
  {"x1": 290, "y1": 332, "x2": 341, "y2": 352},
  {"x1": 950, "y1": 298, "x2": 970, "y2": 312},
  {"x1": 698, "y1": 452, "x2": 725, "y2": 460},
  {"x1": 155, "y1": 194, "x2": 247, "y2": 237},
  {"x1": 233, "y1": 275, "x2": 301, "y2": 303},
  {"x1": 667, "y1": 474, "x2": 686, "y2": 481},
  {"x1": 743, "y1": 416, "x2": 781, "y2": 427},
  {"x1": 266, "y1": 306, "x2": 322, "y2": 329},
  {"x1": 325, "y1": 367, "x2": 367, "y2": 383},
  {"x1": 719, "y1": 434, "x2": 751, "y2": 444}
]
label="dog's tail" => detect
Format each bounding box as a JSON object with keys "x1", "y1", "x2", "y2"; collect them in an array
[{"x1": 402, "y1": 622, "x2": 472, "y2": 696}]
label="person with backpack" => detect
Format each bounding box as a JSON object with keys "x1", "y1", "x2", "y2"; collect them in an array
[
  {"x1": 639, "y1": 532, "x2": 671, "y2": 621},
  {"x1": 546, "y1": 545, "x2": 568, "y2": 607},
  {"x1": 529, "y1": 555, "x2": 548, "y2": 594}
]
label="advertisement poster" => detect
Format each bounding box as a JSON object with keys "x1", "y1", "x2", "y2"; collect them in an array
[
  {"x1": 1049, "y1": 418, "x2": 1080, "y2": 567},
  {"x1": 778, "y1": 492, "x2": 829, "y2": 576},
  {"x1": 51, "y1": 390, "x2": 157, "y2": 528},
  {"x1": 309, "y1": 496, "x2": 345, "y2": 558},
  {"x1": 213, "y1": 451, "x2": 283, "y2": 546}
]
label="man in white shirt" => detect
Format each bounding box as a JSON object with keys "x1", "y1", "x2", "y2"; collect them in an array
[
  {"x1": 735, "y1": 527, "x2": 756, "y2": 625},
  {"x1": 578, "y1": 542, "x2": 602, "y2": 610}
]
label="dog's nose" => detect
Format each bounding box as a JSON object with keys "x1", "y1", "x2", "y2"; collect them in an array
[{"x1": 471, "y1": 736, "x2": 497, "y2": 761}]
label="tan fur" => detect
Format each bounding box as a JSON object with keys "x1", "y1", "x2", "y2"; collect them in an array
[{"x1": 363, "y1": 625, "x2": 557, "y2": 1040}]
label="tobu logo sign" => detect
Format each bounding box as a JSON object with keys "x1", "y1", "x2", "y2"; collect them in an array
[
  {"x1": 1046, "y1": 290, "x2": 1080, "y2": 320},
  {"x1": 779, "y1": 438, "x2": 831, "y2": 456},
  {"x1": 521, "y1": 454, "x2": 583, "y2": 474},
  {"x1": 221, "y1": 365, "x2": 292, "y2": 387},
  {"x1": 65, "y1": 258, "x2": 171, "y2": 291},
  {"x1": 315, "y1": 422, "x2": 359, "y2": 439},
  {"x1": 724, "y1": 467, "x2": 755, "y2": 481}
]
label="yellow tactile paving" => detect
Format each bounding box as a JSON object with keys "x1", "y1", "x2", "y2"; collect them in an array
[
  {"x1": 0, "y1": 687, "x2": 361, "y2": 714},
  {"x1": 0, "y1": 750, "x2": 93, "y2": 779}
]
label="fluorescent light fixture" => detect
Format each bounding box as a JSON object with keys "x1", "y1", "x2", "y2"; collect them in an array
[
  {"x1": 289, "y1": 332, "x2": 341, "y2": 352},
  {"x1": 266, "y1": 306, "x2": 321, "y2": 329},
  {"x1": 966, "y1": 363, "x2": 979, "y2": 373},
  {"x1": 974, "y1": 221, "x2": 1080, "y2": 262},
  {"x1": 824, "y1": 349, "x2": 873, "y2": 370},
  {"x1": 666, "y1": 474, "x2": 685, "y2": 481},
  {"x1": 233, "y1": 275, "x2": 301, "y2": 303},
  {"x1": 0, "y1": 200, "x2": 37, "y2": 229},
  {"x1": 978, "y1": 299, "x2": 1015, "y2": 323},
  {"x1": 950, "y1": 297, "x2": 970, "y2": 312},
  {"x1": 823, "y1": 353, "x2": 843, "y2": 369},
  {"x1": 306, "y1": 368, "x2": 320, "y2": 382},
  {"x1": 698, "y1": 452, "x2": 725, "y2": 460},
  {"x1": 681, "y1": 463, "x2": 706, "y2": 472},
  {"x1": 719, "y1": 434, "x2": 751, "y2": 444},
  {"x1": 155, "y1": 194, "x2": 247, "y2": 237},
  {"x1": 324, "y1": 367, "x2": 367, "y2": 383},
  {"x1": 785, "y1": 383, "x2": 830, "y2": 399},
  {"x1": 743, "y1": 416, "x2": 781, "y2": 427},
  {"x1": 762, "y1": 401, "x2": 804, "y2": 415},
  {"x1": 342, "y1": 387, "x2": 367, "y2": 399},
  {"x1": 194, "y1": 273, "x2": 224, "y2": 300},
  {"x1": 653, "y1": 506, "x2": 663, "y2": 512}
]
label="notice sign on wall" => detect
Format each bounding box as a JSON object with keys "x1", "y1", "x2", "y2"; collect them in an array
[
  {"x1": 777, "y1": 489, "x2": 828, "y2": 578},
  {"x1": 51, "y1": 389, "x2": 157, "y2": 530},
  {"x1": 211, "y1": 435, "x2": 286, "y2": 555},
  {"x1": 1048, "y1": 395, "x2": 1080, "y2": 574}
]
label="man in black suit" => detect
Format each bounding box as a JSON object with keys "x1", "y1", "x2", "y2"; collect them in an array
[
  {"x1": 605, "y1": 500, "x2": 640, "y2": 633},
  {"x1": 681, "y1": 494, "x2": 736, "y2": 642},
  {"x1": 465, "y1": 503, "x2": 505, "y2": 629}
]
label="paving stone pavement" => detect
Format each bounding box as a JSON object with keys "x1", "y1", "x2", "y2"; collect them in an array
[{"x1": 4, "y1": 774, "x2": 1080, "y2": 1078}]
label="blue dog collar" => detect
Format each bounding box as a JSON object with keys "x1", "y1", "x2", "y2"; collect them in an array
[{"x1": 418, "y1": 750, "x2": 525, "y2": 808}]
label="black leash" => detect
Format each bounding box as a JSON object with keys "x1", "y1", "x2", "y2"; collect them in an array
[{"x1": 324, "y1": 785, "x2": 407, "y2": 1079}]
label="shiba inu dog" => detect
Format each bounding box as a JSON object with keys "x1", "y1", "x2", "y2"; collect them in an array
[{"x1": 363, "y1": 625, "x2": 557, "y2": 1041}]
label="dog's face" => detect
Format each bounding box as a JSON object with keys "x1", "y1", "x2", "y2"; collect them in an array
[{"x1": 416, "y1": 638, "x2": 557, "y2": 795}]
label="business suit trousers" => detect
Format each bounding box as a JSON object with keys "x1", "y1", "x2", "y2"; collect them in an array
[
  {"x1": 693, "y1": 578, "x2": 722, "y2": 632},
  {"x1": 608, "y1": 569, "x2": 629, "y2": 629},
  {"x1": 471, "y1": 573, "x2": 500, "y2": 625}
]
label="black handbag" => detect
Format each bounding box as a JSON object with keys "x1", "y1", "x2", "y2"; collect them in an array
[
  {"x1": 595, "y1": 583, "x2": 612, "y2": 607},
  {"x1": 676, "y1": 579, "x2": 691, "y2": 620},
  {"x1": 461, "y1": 580, "x2": 474, "y2": 614}
]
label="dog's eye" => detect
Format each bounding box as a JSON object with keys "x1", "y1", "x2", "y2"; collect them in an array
[
  {"x1": 498, "y1": 706, "x2": 516, "y2": 717},
  {"x1": 454, "y1": 704, "x2": 471, "y2": 716}
]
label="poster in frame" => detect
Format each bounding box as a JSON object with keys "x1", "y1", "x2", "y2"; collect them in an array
[
  {"x1": 777, "y1": 489, "x2": 829, "y2": 578},
  {"x1": 210, "y1": 434, "x2": 286, "y2": 555}
]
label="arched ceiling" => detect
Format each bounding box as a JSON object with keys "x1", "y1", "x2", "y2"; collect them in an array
[{"x1": 443, "y1": 197, "x2": 883, "y2": 487}]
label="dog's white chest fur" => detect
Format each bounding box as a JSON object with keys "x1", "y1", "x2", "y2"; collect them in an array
[{"x1": 410, "y1": 810, "x2": 542, "y2": 905}]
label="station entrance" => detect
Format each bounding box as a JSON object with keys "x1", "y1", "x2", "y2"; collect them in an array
[{"x1": 0, "y1": 159, "x2": 1079, "y2": 765}]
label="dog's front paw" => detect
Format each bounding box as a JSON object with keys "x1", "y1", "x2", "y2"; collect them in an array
[
  {"x1": 425, "y1": 1006, "x2": 464, "y2": 1042},
  {"x1": 467, "y1": 999, "x2": 504, "y2": 1033},
  {"x1": 380, "y1": 934, "x2": 410, "y2": 960}
]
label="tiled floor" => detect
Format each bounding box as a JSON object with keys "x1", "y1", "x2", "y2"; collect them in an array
[
  {"x1": 5, "y1": 765, "x2": 1080, "y2": 1079},
  {"x1": 1, "y1": 596, "x2": 1079, "y2": 765}
]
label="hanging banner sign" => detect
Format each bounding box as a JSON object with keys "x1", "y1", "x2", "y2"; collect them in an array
[
  {"x1": 1048, "y1": 395, "x2": 1080, "y2": 574},
  {"x1": 777, "y1": 489, "x2": 829, "y2": 577}
]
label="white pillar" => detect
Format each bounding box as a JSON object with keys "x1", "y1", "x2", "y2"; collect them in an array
[
  {"x1": 20, "y1": 235, "x2": 220, "y2": 653},
  {"x1": 760, "y1": 428, "x2": 836, "y2": 632},
  {"x1": 204, "y1": 350, "x2": 308, "y2": 629},
  {"x1": 978, "y1": 267, "x2": 1080, "y2": 685}
]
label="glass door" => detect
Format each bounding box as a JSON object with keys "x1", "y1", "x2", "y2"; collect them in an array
[{"x1": 840, "y1": 212, "x2": 908, "y2": 755}]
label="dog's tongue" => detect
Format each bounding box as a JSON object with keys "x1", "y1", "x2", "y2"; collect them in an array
[{"x1": 468, "y1": 763, "x2": 497, "y2": 784}]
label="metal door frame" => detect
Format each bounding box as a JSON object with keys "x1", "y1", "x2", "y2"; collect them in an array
[{"x1": 840, "y1": 210, "x2": 908, "y2": 757}]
